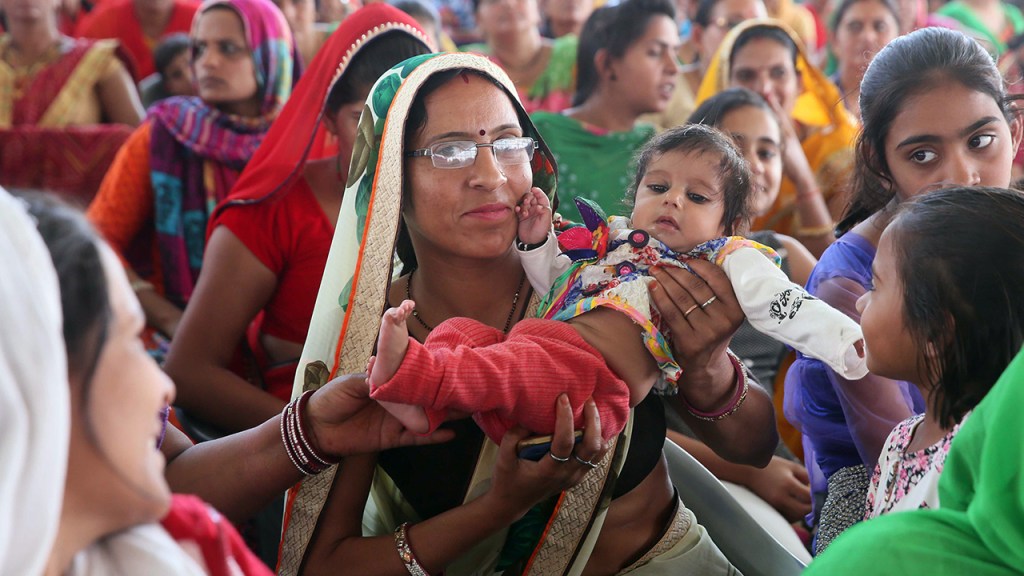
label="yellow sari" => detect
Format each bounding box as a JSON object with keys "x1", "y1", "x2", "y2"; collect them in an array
[{"x1": 696, "y1": 19, "x2": 858, "y2": 236}]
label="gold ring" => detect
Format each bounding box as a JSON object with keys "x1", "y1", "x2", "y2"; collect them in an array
[
  {"x1": 683, "y1": 303, "x2": 700, "y2": 317},
  {"x1": 700, "y1": 296, "x2": 717, "y2": 309}
]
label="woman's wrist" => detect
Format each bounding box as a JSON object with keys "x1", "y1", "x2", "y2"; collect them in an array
[
  {"x1": 677, "y1": 349, "x2": 738, "y2": 413},
  {"x1": 280, "y1": 390, "x2": 340, "y2": 475},
  {"x1": 679, "y1": 350, "x2": 748, "y2": 421}
]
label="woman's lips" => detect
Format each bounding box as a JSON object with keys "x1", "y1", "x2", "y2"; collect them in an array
[{"x1": 464, "y1": 203, "x2": 512, "y2": 221}]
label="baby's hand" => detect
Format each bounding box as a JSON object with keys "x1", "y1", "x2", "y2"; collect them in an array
[{"x1": 516, "y1": 187, "x2": 551, "y2": 246}]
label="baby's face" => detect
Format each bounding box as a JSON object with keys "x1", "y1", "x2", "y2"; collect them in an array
[{"x1": 630, "y1": 150, "x2": 728, "y2": 253}]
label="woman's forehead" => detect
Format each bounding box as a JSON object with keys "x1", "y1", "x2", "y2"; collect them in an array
[{"x1": 419, "y1": 75, "x2": 520, "y2": 131}]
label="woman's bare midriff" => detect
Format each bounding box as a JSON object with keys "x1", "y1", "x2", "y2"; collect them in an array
[{"x1": 582, "y1": 455, "x2": 676, "y2": 576}]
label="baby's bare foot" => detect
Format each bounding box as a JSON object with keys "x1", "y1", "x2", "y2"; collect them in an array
[
  {"x1": 368, "y1": 300, "x2": 414, "y2": 389},
  {"x1": 377, "y1": 400, "x2": 431, "y2": 434}
]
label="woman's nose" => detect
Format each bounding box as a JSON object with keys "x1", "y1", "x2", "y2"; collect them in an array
[
  {"x1": 947, "y1": 153, "x2": 982, "y2": 187},
  {"x1": 746, "y1": 150, "x2": 764, "y2": 175},
  {"x1": 468, "y1": 146, "x2": 508, "y2": 190}
]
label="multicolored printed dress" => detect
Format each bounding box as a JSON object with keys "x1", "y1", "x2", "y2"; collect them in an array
[{"x1": 865, "y1": 413, "x2": 968, "y2": 519}]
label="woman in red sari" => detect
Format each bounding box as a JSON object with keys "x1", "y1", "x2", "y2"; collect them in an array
[
  {"x1": 75, "y1": 0, "x2": 202, "y2": 82},
  {"x1": 0, "y1": 0, "x2": 144, "y2": 200},
  {"x1": 165, "y1": 4, "x2": 432, "y2": 432}
]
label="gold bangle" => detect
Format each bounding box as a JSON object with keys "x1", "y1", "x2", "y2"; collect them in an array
[{"x1": 394, "y1": 522, "x2": 429, "y2": 576}]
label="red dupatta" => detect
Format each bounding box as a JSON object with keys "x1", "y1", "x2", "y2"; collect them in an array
[{"x1": 209, "y1": 4, "x2": 431, "y2": 230}]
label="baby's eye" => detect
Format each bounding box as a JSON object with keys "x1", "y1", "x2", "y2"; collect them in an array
[
  {"x1": 909, "y1": 149, "x2": 937, "y2": 164},
  {"x1": 647, "y1": 183, "x2": 669, "y2": 193},
  {"x1": 687, "y1": 192, "x2": 709, "y2": 204}
]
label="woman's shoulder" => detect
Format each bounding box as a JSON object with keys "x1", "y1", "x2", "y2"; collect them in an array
[
  {"x1": 215, "y1": 177, "x2": 319, "y2": 238},
  {"x1": 807, "y1": 231, "x2": 875, "y2": 285}
]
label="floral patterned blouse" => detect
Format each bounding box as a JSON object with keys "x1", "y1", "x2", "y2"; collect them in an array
[{"x1": 865, "y1": 412, "x2": 968, "y2": 519}]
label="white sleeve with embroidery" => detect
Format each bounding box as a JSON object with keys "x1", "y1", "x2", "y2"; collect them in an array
[
  {"x1": 721, "y1": 246, "x2": 868, "y2": 380},
  {"x1": 518, "y1": 229, "x2": 572, "y2": 297}
]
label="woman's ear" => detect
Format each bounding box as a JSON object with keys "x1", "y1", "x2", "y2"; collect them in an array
[
  {"x1": 595, "y1": 48, "x2": 615, "y2": 83},
  {"x1": 1010, "y1": 109, "x2": 1024, "y2": 157},
  {"x1": 323, "y1": 110, "x2": 340, "y2": 138}
]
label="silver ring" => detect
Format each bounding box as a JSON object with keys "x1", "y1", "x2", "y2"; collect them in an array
[
  {"x1": 699, "y1": 295, "x2": 717, "y2": 309},
  {"x1": 574, "y1": 455, "x2": 598, "y2": 469},
  {"x1": 549, "y1": 451, "x2": 571, "y2": 463}
]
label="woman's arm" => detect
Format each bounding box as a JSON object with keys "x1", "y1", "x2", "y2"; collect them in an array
[
  {"x1": 96, "y1": 56, "x2": 144, "y2": 126},
  {"x1": 650, "y1": 260, "x2": 778, "y2": 466},
  {"x1": 162, "y1": 373, "x2": 457, "y2": 524},
  {"x1": 769, "y1": 99, "x2": 835, "y2": 257},
  {"x1": 303, "y1": 395, "x2": 607, "y2": 575},
  {"x1": 87, "y1": 123, "x2": 184, "y2": 336},
  {"x1": 165, "y1": 226, "x2": 286, "y2": 432}
]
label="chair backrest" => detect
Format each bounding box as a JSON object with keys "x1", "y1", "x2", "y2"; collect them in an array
[{"x1": 663, "y1": 439, "x2": 808, "y2": 576}]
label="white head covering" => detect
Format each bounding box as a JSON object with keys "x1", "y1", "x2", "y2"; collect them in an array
[
  {"x1": 0, "y1": 190, "x2": 209, "y2": 576},
  {"x1": 0, "y1": 188, "x2": 70, "y2": 576}
]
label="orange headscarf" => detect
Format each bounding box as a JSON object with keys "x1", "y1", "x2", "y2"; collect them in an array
[{"x1": 696, "y1": 19, "x2": 858, "y2": 234}]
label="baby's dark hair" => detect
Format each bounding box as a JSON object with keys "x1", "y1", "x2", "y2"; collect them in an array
[
  {"x1": 687, "y1": 87, "x2": 776, "y2": 128},
  {"x1": 887, "y1": 186, "x2": 1024, "y2": 427},
  {"x1": 153, "y1": 33, "x2": 191, "y2": 77},
  {"x1": 627, "y1": 124, "x2": 753, "y2": 235}
]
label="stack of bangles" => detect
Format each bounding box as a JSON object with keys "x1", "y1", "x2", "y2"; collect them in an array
[
  {"x1": 280, "y1": 390, "x2": 340, "y2": 475},
  {"x1": 678, "y1": 350, "x2": 750, "y2": 422}
]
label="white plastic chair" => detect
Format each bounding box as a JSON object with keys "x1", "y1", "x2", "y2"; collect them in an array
[{"x1": 663, "y1": 439, "x2": 808, "y2": 576}]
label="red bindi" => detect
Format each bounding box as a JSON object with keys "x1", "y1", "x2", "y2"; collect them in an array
[{"x1": 479, "y1": 129, "x2": 486, "y2": 136}]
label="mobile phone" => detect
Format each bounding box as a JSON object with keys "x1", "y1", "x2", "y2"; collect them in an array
[{"x1": 516, "y1": 430, "x2": 584, "y2": 461}]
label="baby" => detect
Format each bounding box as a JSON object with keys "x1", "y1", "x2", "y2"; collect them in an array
[{"x1": 368, "y1": 124, "x2": 865, "y2": 444}]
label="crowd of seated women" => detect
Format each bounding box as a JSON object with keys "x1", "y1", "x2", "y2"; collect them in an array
[{"x1": 4, "y1": 0, "x2": 1024, "y2": 573}]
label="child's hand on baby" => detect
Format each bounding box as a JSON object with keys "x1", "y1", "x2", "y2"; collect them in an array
[{"x1": 516, "y1": 187, "x2": 551, "y2": 245}]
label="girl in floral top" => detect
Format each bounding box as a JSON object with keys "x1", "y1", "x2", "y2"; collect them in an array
[{"x1": 858, "y1": 186, "x2": 1024, "y2": 519}]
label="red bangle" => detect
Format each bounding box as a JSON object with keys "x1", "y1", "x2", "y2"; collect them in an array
[
  {"x1": 281, "y1": 390, "x2": 340, "y2": 475},
  {"x1": 679, "y1": 350, "x2": 749, "y2": 421}
]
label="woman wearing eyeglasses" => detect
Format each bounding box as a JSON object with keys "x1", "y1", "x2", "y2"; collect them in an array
[
  {"x1": 279, "y1": 49, "x2": 777, "y2": 576},
  {"x1": 165, "y1": 5, "x2": 432, "y2": 433}
]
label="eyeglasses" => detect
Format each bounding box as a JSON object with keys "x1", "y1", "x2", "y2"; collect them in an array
[{"x1": 406, "y1": 137, "x2": 537, "y2": 169}]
